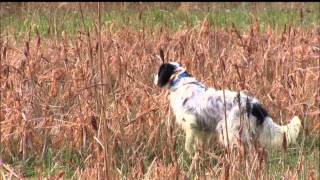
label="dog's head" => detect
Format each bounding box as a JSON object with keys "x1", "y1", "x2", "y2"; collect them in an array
[{"x1": 154, "y1": 62, "x2": 189, "y2": 88}]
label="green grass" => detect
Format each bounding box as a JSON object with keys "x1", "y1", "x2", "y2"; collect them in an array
[
  {"x1": 112, "y1": 123, "x2": 319, "y2": 179},
  {"x1": 5, "y1": 132, "x2": 316, "y2": 179},
  {"x1": 267, "y1": 134, "x2": 319, "y2": 179},
  {"x1": 1, "y1": 4, "x2": 319, "y2": 40},
  {"x1": 177, "y1": 132, "x2": 319, "y2": 179},
  {"x1": 4, "y1": 147, "x2": 86, "y2": 179}
]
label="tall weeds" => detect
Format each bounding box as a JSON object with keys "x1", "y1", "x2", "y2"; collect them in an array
[{"x1": 0, "y1": 7, "x2": 319, "y2": 179}]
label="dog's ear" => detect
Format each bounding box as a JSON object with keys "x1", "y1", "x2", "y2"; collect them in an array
[{"x1": 157, "y1": 63, "x2": 176, "y2": 87}]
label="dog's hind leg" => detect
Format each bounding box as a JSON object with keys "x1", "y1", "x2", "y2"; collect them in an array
[
  {"x1": 194, "y1": 130, "x2": 212, "y2": 152},
  {"x1": 216, "y1": 107, "x2": 249, "y2": 149}
]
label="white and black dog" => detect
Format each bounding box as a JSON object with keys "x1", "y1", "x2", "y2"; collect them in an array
[{"x1": 154, "y1": 62, "x2": 301, "y2": 154}]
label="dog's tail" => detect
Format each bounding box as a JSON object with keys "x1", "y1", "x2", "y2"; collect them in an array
[{"x1": 257, "y1": 116, "x2": 302, "y2": 148}]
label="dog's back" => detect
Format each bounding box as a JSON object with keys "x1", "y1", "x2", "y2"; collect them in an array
[{"x1": 169, "y1": 79, "x2": 259, "y2": 132}]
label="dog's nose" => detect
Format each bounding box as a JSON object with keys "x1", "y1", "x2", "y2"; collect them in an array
[{"x1": 153, "y1": 74, "x2": 159, "y2": 86}]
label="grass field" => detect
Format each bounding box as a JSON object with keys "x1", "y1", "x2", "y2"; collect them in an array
[{"x1": 1, "y1": 2, "x2": 319, "y2": 179}]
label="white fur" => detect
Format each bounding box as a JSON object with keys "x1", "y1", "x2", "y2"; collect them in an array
[{"x1": 257, "y1": 116, "x2": 301, "y2": 148}]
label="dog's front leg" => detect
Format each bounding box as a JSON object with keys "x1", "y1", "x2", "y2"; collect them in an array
[
  {"x1": 184, "y1": 126, "x2": 196, "y2": 154},
  {"x1": 181, "y1": 114, "x2": 198, "y2": 154}
]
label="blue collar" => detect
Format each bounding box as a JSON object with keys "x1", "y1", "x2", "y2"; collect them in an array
[
  {"x1": 169, "y1": 72, "x2": 208, "y2": 92},
  {"x1": 170, "y1": 71, "x2": 189, "y2": 87}
]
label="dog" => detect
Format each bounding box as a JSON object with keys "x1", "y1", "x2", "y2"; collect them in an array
[{"x1": 154, "y1": 62, "x2": 302, "y2": 154}]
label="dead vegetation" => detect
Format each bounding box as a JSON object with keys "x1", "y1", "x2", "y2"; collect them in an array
[{"x1": 0, "y1": 11, "x2": 319, "y2": 179}]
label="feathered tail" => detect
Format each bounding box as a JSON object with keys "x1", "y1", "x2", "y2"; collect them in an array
[{"x1": 258, "y1": 116, "x2": 302, "y2": 148}]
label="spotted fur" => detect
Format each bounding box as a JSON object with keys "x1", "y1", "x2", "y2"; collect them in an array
[{"x1": 154, "y1": 62, "x2": 302, "y2": 154}]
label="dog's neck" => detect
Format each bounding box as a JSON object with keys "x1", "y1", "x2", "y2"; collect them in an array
[
  {"x1": 170, "y1": 71, "x2": 190, "y2": 87},
  {"x1": 169, "y1": 72, "x2": 207, "y2": 92}
]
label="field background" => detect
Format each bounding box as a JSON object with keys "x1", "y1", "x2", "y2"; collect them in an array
[{"x1": 1, "y1": 2, "x2": 319, "y2": 179}]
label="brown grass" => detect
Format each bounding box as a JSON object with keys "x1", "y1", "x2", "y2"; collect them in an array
[
  {"x1": 1, "y1": 2, "x2": 315, "y2": 11},
  {"x1": 0, "y1": 14, "x2": 319, "y2": 179}
]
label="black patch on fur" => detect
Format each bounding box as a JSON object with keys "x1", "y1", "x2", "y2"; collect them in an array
[
  {"x1": 251, "y1": 103, "x2": 269, "y2": 125},
  {"x1": 246, "y1": 97, "x2": 251, "y2": 119},
  {"x1": 157, "y1": 63, "x2": 176, "y2": 87},
  {"x1": 183, "y1": 98, "x2": 189, "y2": 106}
]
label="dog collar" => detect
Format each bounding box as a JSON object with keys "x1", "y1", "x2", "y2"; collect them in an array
[
  {"x1": 169, "y1": 72, "x2": 207, "y2": 92},
  {"x1": 170, "y1": 71, "x2": 189, "y2": 87}
]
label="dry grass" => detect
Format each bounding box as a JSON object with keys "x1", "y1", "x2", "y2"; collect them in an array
[{"x1": 0, "y1": 3, "x2": 320, "y2": 179}]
